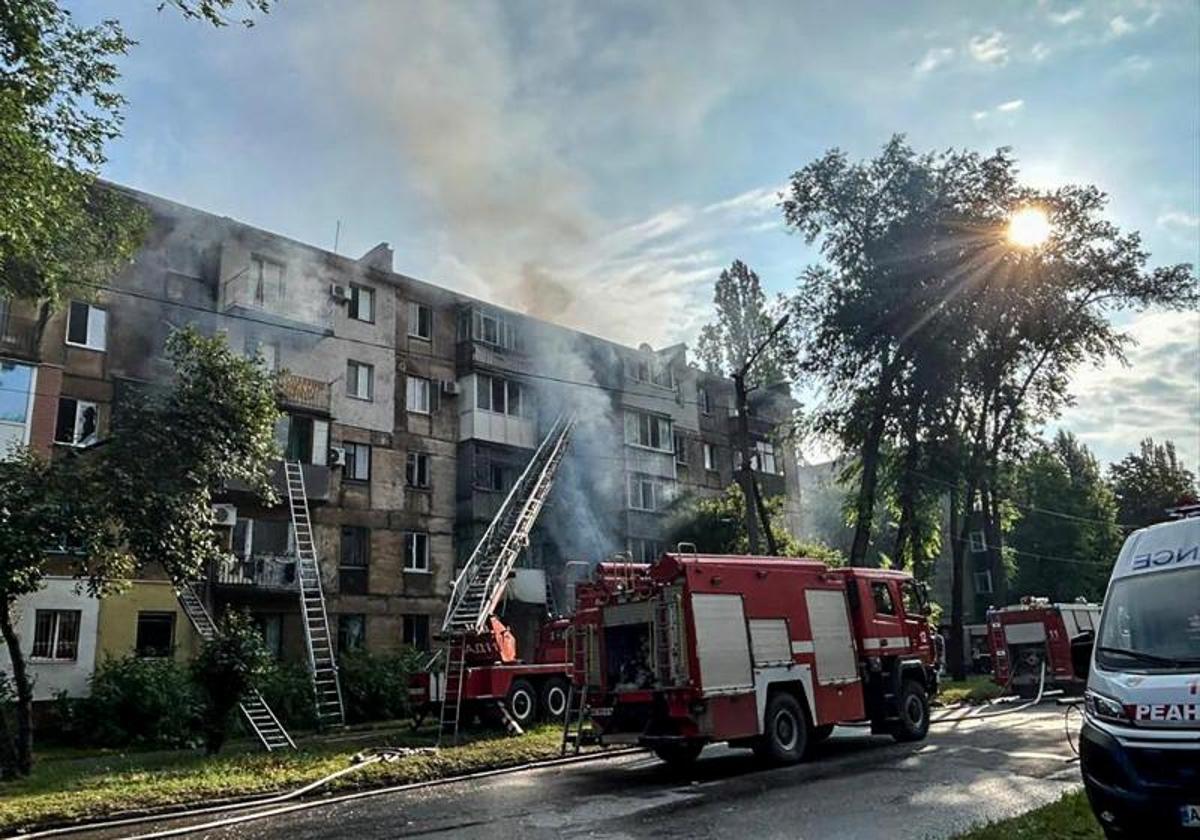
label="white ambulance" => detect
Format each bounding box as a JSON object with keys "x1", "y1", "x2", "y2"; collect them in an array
[{"x1": 1078, "y1": 514, "x2": 1200, "y2": 837}]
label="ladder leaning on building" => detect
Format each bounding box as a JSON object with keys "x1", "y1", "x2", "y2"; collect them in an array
[{"x1": 437, "y1": 413, "x2": 576, "y2": 744}]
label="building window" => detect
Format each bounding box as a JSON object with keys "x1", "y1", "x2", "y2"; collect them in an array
[
  {"x1": 339, "y1": 526, "x2": 370, "y2": 595},
  {"x1": 673, "y1": 434, "x2": 688, "y2": 465},
  {"x1": 30, "y1": 610, "x2": 81, "y2": 660},
  {"x1": 135, "y1": 612, "x2": 176, "y2": 658},
  {"x1": 343, "y1": 441, "x2": 371, "y2": 482},
  {"x1": 969, "y1": 530, "x2": 987, "y2": 553},
  {"x1": 348, "y1": 284, "x2": 375, "y2": 323},
  {"x1": 337, "y1": 614, "x2": 366, "y2": 653},
  {"x1": 698, "y1": 387, "x2": 712, "y2": 415},
  {"x1": 403, "y1": 614, "x2": 430, "y2": 651},
  {"x1": 406, "y1": 452, "x2": 431, "y2": 488},
  {"x1": 703, "y1": 443, "x2": 717, "y2": 471},
  {"x1": 475, "y1": 374, "x2": 525, "y2": 416},
  {"x1": 871, "y1": 582, "x2": 896, "y2": 616},
  {"x1": 628, "y1": 474, "x2": 670, "y2": 512},
  {"x1": 754, "y1": 441, "x2": 779, "y2": 475},
  {"x1": 251, "y1": 257, "x2": 284, "y2": 306},
  {"x1": 629, "y1": 538, "x2": 662, "y2": 564},
  {"x1": 347, "y1": 361, "x2": 374, "y2": 401},
  {"x1": 404, "y1": 531, "x2": 430, "y2": 572},
  {"x1": 243, "y1": 337, "x2": 278, "y2": 371},
  {"x1": 624, "y1": 410, "x2": 672, "y2": 451},
  {"x1": 54, "y1": 398, "x2": 98, "y2": 447},
  {"x1": 407, "y1": 375, "x2": 432, "y2": 414},
  {"x1": 66, "y1": 301, "x2": 107, "y2": 351},
  {"x1": 408, "y1": 302, "x2": 432, "y2": 339},
  {"x1": 254, "y1": 613, "x2": 284, "y2": 659},
  {"x1": 0, "y1": 361, "x2": 35, "y2": 456},
  {"x1": 973, "y1": 570, "x2": 994, "y2": 595},
  {"x1": 471, "y1": 309, "x2": 522, "y2": 350}
]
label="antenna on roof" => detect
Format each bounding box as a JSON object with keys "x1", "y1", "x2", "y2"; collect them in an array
[{"x1": 333, "y1": 219, "x2": 342, "y2": 255}]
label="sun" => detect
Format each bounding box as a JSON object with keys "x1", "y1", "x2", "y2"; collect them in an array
[{"x1": 1007, "y1": 206, "x2": 1052, "y2": 248}]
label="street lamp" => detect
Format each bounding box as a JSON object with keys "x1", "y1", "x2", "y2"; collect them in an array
[{"x1": 1007, "y1": 206, "x2": 1052, "y2": 249}]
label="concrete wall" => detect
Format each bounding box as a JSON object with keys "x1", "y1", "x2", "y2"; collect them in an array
[
  {"x1": 95, "y1": 580, "x2": 201, "y2": 664},
  {"x1": 0, "y1": 578, "x2": 99, "y2": 701}
]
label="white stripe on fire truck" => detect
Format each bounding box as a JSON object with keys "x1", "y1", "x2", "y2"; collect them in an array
[
  {"x1": 790, "y1": 640, "x2": 815, "y2": 654},
  {"x1": 861, "y1": 636, "x2": 909, "y2": 650}
]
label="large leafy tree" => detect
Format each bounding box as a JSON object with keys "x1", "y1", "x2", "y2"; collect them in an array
[
  {"x1": 1008, "y1": 432, "x2": 1122, "y2": 603},
  {"x1": 0, "y1": 328, "x2": 279, "y2": 777},
  {"x1": 1109, "y1": 438, "x2": 1198, "y2": 530},
  {"x1": 696, "y1": 259, "x2": 790, "y2": 386}
]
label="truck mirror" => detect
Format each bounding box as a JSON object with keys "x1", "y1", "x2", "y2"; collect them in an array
[{"x1": 1070, "y1": 630, "x2": 1094, "y2": 680}]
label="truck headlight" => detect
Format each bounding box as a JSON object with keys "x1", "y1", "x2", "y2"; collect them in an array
[{"x1": 1084, "y1": 690, "x2": 1128, "y2": 724}]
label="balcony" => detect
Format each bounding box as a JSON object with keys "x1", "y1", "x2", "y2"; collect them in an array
[
  {"x1": 0, "y1": 314, "x2": 39, "y2": 360},
  {"x1": 223, "y1": 461, "x2": 331, "y2": 503},
  {"x1": 276, "y1": 372, "x2": 331, "y2": 414},
  {"x1": 213, "y1": 554, "x2": 297, "y2": 591},
  {"x1": 725, "y1": 408, "x2": 776, "y2": 438}
]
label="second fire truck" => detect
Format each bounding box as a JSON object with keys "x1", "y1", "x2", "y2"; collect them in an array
[{"x1": 565, "y1": 553, "x2": 939, "y2": 765}]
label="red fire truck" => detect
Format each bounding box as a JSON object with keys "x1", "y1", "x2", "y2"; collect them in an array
[
  {"x1": 566, "y1": 553, "x2": 939, "y2": 766},
  {"x1": 986, "y1": 598, "x2": 1102, "y2": 697}
]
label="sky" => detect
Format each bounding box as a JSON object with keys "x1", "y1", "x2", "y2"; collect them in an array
[{"x1": 70, "y1": 0, "x2": 1199, "y2": 468}]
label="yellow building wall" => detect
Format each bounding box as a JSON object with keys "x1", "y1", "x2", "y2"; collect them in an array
[{"x1": 95, "y1": 580, "x2": 200, "y2": 665}]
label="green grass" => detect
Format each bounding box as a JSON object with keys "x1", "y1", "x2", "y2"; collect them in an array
[
  {"x1": 953, "y1": 790, "x2": 1102, "y2": 839},
  {"x1": 936, "y1": 675, "x2": 1005, "y2": 706},
  {"x1": 0, "y1": 726, "x2": 571, "y2": 834}
]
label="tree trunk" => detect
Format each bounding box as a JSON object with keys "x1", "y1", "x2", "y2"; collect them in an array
[
  {"x1": 849, "y1": 402, "x2": 887, "y2": 567},
  {"x1": 893, "y1": 399, "x2": 922, "y2": 573},
  {"x1": 981, "y1": 478, "x2": 1008, "y2": 608},
  {"x1": 947, "y1": 483, "x2": 965, "y2": 681},
  {"x1": 733, "y1": 372, "x2": 762, "y2": 555},
  {"x1": 0, "y1": 600, "x2": 34, "y2": 776}
]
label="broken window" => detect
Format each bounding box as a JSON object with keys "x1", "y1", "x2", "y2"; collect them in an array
[
  {"x1": 66, "y1": 301, "x2": 107, "y2": 351},
  {"x1": 348, "y1": 284, "x2": 375, "y2": 323},
  {"x1": 54, "y1": 398, "x2": 98, "y2": 447}
]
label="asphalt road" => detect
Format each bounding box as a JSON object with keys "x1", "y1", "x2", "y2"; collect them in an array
[{"x1": 82, "y1": 705, "x2": 1085, "y2": 840}]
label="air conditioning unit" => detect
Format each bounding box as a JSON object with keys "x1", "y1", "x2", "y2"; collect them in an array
[
  {"x1": 330, "y1": 283, "x2": 349, "y2": 304},
  {"x1": 211, "y1": 504, "x2": 238, "y2": 526},
  {"x1": 329, "y1": 446, "x2": 346, "y2": 467},
  {"x1": 441, "y1": 379, "x2": 460, "y2": 396}
]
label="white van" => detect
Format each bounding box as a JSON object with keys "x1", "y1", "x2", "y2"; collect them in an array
[{"x1": 1078, "y1": 515, "x2": 1200, "y2": 837}]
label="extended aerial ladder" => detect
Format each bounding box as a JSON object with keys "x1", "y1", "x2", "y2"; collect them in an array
[
  {"x1": 176, "y1": 583, "x2": 296, "y2": 752},
  {"x1": 438, "y1": 413, "x2": 576, "y2": 743}
]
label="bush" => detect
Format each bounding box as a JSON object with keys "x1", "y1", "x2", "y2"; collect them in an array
[
  {"x1": 193, "y1": 611, "x2": 270, "y2": 754},
  {"x1": 85, "y1": 656, "x2": 202, "y2": 748},
  {"x1": 256, "y1": 660, "x2": 318, "y2": 730},
  {"x1": 338, "y1": 650, "x2": 422, "y2": 724}
]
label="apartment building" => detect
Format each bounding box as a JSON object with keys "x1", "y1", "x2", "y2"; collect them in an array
[{"x1": 0, "y1": 185, "x2": 802, "y2": 696}]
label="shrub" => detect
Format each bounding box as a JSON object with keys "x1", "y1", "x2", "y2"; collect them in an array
[
  {"x1": 256, "y1": 660, "x2": 318, "y2": 730},
  {"x1": 338, "y1": 649, "x2": 421, "y2": 724},
  {"x1": 86, "y1": 656, "x2": 202, "y2": 748},
  {"x1": 193, "y1": 611, "x2": 270, "y2": 755}
]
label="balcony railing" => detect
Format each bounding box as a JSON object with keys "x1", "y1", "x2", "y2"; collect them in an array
[
  {"x1": 214, "y1": 554, "x2": 297, "y2": 590},
  {"x1": 0, "y1": 314, "x2": 40, "y2": 359},
  {"x1": 276, "y1": 372, "x2": 331, "y2": 414}
]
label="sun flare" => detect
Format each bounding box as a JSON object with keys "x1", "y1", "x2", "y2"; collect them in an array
[{"x1": 1007, "y1": 206, "x2": 1052, "y2": 248}]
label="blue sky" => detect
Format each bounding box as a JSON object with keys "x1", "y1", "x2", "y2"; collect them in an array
[{"x1": 72, "y1": 0, "x2": 1199, "y2": 466}]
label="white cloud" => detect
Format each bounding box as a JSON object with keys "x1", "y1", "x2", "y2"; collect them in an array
[
  {"x1": 1109, "y1": 15, "x2": 1136, "y2": 36},
  {"x1": 1114, "y1": 54, "x2": 1153, "y2": 76},
  {"x1": 915, "y1": 46, "x2": 955, "y2": 75},
  {"x1": 1048, "y1": 7, "x2": 1084, "y2": 25},
  {"x1": 997, "y1": 99, "x2": 1025, "y2": 111},
  {"x1": 968, "y1": 31, "x2": 1010, "y2": 65},
  {"x1": 702, "y1": 185, "x2": 783, "y2": 219},
  {"x1": 1056, "y1": 310, "x2": 1200, "y2": 469},
  {"x1": 972, "y1": 110, "x2": 990, "y2": 122},
  {"x1": 1158, "y1": 211, "x2": 1200, "y2": 231},
  {"x1": 1031, "y1": 42, "x2": 1052, "y2": 61}
]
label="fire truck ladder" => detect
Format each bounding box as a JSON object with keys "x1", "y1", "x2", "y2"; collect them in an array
[
  {"x1": 438, "y1": 413, "x2": 576, "y2": 743},
  {"x1": 284, "y1": 460, "x2": 345, "y2": 728},
  {"x1": 176, "y1": 584, "x2": 296, "y2": 752}
]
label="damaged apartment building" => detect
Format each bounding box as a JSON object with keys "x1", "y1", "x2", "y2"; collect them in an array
[{"x1": 0, "y1": 185, "x2": 802, "y2": 697}]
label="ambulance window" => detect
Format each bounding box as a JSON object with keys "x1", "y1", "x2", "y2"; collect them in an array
[
  {"x1": 872, "y1": 582, "x2": 896, "y2": 616},
  {"x1": 900, "y1": 581, "x2": 922, "y2": 616}
]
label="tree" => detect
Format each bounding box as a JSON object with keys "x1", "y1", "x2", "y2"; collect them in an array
[
  {"x1": 1109, "y1": 438, "x2": 1198, "y2": 529},
  {"x1": 696, "y1": 260, "x2": 790, "y2": 386},
  {"x1": 193, "y1": 610, "x2": 270, "y2": 755},
  {"x1": 664, "y1": 484, "x2": 845, "y2": 566},
  {"x1": 0, "y1": 327, "x2": 279, "y2": 777},
  {"x1": 1009, "y1": 432, "x2": 1122, "y2": 603}
]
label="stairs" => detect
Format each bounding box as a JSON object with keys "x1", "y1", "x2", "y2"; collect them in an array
[
  {"x1": 176, "y1": 584, "x2": 296, "y2": 752},
  {"x1": 284, "y1": 460, "x2": 345, "y2": 728},
  {"x1": 437, "y1": 414, "x2": 576, "y2": 743}
]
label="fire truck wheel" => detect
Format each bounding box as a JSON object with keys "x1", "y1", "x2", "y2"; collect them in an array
[
  {"x1": 890, "y1": 680, "x2": 930, "y2": 742},
  {"x1": 653, "y1": 740, "x2": 704, "y2": 768},
  {"x1": 754, "y1": 692, "x2": 809, "y2": 764},
  {"x1": 540, "y1": 677, "x2": 570, "y2": 721},
  {"x1": 506, "y1": 679, "x2": 539, "y2": 728}
]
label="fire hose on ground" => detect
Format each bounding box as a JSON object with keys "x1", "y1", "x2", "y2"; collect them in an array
[{"x1": 930, "y1": 660, "x2": 1052, "y2": 725}]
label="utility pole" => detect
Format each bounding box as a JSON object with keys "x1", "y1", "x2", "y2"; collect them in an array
[{"x1": 734, "y1": 314, "x2": 789, "y2": 556}]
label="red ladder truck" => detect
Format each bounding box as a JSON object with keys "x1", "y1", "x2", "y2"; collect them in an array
[
  {"x1": 986, "y1": 597, "x2": 1101, "y2": 697},
  {"x1": 563, "y1": 553, "x2": 939, "y2": 766}
]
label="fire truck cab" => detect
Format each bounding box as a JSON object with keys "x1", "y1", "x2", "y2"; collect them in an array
[{"x1": 569, "y1": 553, "x2": 938, "y2": 766}]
